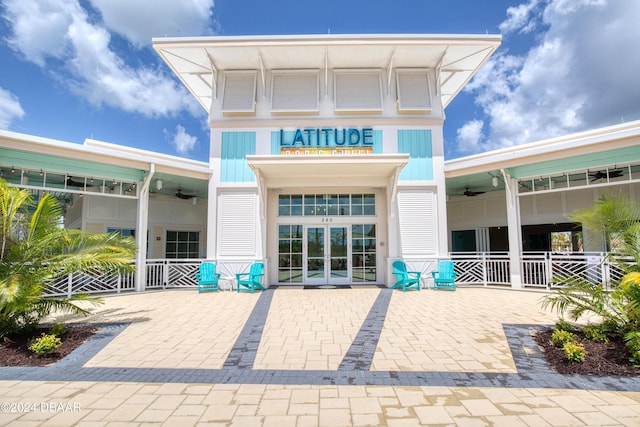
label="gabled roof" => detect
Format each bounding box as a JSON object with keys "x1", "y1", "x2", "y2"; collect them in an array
[{"x1": 153, "y1": 33, "x2": 501, "y2": 111}]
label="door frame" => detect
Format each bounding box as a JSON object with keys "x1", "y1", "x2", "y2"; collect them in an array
[{"x1": 304, "y1": 224, "x2": 351, "y2": 285}]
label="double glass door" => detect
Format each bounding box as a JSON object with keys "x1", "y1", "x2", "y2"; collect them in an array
[
  {"x1": 277, "y1": 223, "x2": 377, "y2": 285},
  {"x1": 305, "y1": 226, "x2": 349, "y2": 284}
]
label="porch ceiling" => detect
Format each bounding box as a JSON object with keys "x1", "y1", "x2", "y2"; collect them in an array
[{"x1": 153, "y1": 33, "x2": 501, "y2": 111}]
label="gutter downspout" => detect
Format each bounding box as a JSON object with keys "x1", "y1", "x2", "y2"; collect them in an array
[{"x1": 135, "y1": 164, "x2": 154, "y2": 292}]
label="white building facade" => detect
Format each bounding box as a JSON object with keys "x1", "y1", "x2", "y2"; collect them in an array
[
  {"x1": 154, "y1": 34, "x2": 501, "y2": 286},
  {"x1": 3, "y1": 34, "x2": 640, "y2": 293}
]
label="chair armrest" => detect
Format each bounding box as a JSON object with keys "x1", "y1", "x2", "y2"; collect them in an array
[
  {"x1": 407, "y1": 272, "x2": 421, "y2": 279},
  {"x1": 236, "y1": 273, "x2": 249, "y2": 280}
]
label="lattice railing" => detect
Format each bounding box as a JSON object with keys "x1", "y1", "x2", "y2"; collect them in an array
[
  {"x1": 44, "y1": 268, "x2": 135, "y2": 297},
  {"x1": 40, "y1": 253, "x2": 636, "y2": 297}
]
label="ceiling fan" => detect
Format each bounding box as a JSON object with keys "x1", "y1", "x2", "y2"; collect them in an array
[
  {"x1": 175, "y1": 188, "x2": 196, "y2": 199},
  {"x1": 589, "y1": 169, "x2": 623, "y2": 182},
  {"x1": 462, "y1": 186, "x2": 485, "y2": 197}
]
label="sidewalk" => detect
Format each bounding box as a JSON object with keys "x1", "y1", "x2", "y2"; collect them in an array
[{"x1": 1, "y1": 286, "x2": 640, "y2": 426}]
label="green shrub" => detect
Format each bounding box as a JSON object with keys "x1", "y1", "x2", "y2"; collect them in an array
[
  {"x1": 551, "y1": 329, "x2": 577, "y2": 347},
  {"x1": 50, "y1": 323, "x2": 66, "y2": 337},
  {"x1": 582, "y1": 324, "x2": 609, "y2": 343},
  {"x1": 563, "y1": 341, "x2": 587, "y2": 363},
  {"x1": 28, "y1": 333, "x2": 62, "y2": 354},
  {"x1": 555, "y1": 319, "x2": 576, "y2": 333},
  {"x1": 624, "y1": 331, "x2": 640, "y2": 366}
]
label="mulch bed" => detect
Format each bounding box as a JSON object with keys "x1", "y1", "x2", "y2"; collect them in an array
[
  {"x1": 0, "y1": 326, "x2": 97, "y2": 367},
  {"x1": 534, "y1": 328, "x2": 640, "y2": 376}
]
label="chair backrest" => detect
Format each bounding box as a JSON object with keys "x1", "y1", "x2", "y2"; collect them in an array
[
  {"x1": 437, "y1": 260, "x2": 455, "y2": 278},
  {"x1": 199, "y1": 262, "x2": 217, "y2": 279},
  {"x1": 249, "y1": 262, "x2": 264, "y2": 279},
  {"x1": 392, "y1": 261, "x2": 408, "y2": 278}
]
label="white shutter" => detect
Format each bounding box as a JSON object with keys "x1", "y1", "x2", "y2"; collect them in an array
[
  {"x1": 334, "y1": 70, "x2": 383, "y2": 112},
  {"x1": 271, "y1": 71, "x2": 319, "y2": 113},
  {"x1": 222, "y1": 71, "x2": 256, "y2": 113},
  {"x1": 398, "y1": 190, "x2": 436, "y2": 255},
  {"x1": 218, "y1": 191, "x2": 257, "y2": 256},
  {"x1": 396, "y1": 70, "x2": 431, "y2": 112}
]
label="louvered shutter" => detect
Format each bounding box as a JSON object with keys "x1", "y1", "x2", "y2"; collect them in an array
[
  {"x1": 396, "y1": 70, "x2": 432, "y2": 112},
  {"x1": 334, "y1": 71, "x2": 383, "y2": 111},
  {"x1": 222, "y1": 71, "x2": 257, "y2": 113},
  {"x1": 271, "y1": 71, "x2": 319, "y2": 112},
  {"x1": 218, "y1": 192, "x2": 257, "y2": 256},
  {"x1": 398, "y1": 190, "x2": 436, "y2": 255}
]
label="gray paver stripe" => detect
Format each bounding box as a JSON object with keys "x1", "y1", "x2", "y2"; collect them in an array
[
  {"x1": 339, "y1": 288, "x2": 392, "y2": 371},
  {"x1": 222, "y1": 288, "x2": 275, "y2": 369},
  {"x1": 2, "y1": 289, "x2": 640, "y2": 391}
]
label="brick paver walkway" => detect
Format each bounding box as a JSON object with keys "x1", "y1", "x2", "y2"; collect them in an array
[{"x1": 1, "y1": 286, "x2": 640, "y2": 425}]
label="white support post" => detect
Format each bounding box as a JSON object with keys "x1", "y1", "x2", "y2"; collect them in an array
[
  {"x1": 502, "y1": 169, "x2": 523, "y2": 288},
  {"x1": 134, "y1": 164, "x2": 154, "y2": 292}
]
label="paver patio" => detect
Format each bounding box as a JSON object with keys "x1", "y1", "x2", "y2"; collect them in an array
[{"x1": 1, "y1": 286, "x2": 640, "y2": 426}]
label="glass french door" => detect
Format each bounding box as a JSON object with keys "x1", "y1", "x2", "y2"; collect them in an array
[{"x1": 305, "y1": 225, "x2": 349, "y2": 284}]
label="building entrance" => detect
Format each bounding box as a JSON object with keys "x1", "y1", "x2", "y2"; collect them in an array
[{"x1": 277, "y1": 223, "x2": 377, "y2": 285}]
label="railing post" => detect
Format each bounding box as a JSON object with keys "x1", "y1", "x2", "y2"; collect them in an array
[
  {"x1": 67, "y1": 273, "x2": 73, "y2": 298},
  {"x1": 117, "y1": 272, "x2": 122, "y2": 293},
  {"x1": 163, "y1": 260, "x2": 169, "y2": 289},
  {"x1": 482, "y1": 252, "x2": 488, "y2": 286},
  {"x1": 545, "y1": 252, "x2": 553, "y2": 290},
  {"x1": 602, "y1": 252, "x2": 610, "y2": 291}
]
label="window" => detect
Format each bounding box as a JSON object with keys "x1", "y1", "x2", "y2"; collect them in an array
[
  {"x1": 278, "y1": 225, "x2": 303, "y2": 283},
  {"x1": 334, "y1": 70, "x2": 383, "y2": 112},
  {"x1": 166, "y1": 231, "x2": 200, "y2": 259},
  {"x1": 278, "y1": 193, "x2": 376, "y2": 217},
  {"x1": 221, "y1": 71, "x2": 257, "y2": 114},
  {"x1": 108, "y1": 228, "x2": 135, "y2": 237},
  {"x1": 271, "y1": 70, "x2": 319, "y2": 113},
  {"x1": 352, "y1": 224, "x2": 376, "y2": 282}
]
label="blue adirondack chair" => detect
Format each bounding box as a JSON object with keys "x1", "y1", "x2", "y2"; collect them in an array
[
  {"x1": 391, "y1": 260, "x2": 421, "y2": 292},
  {"x1": 236, "y1": 262, "x2": 266, "y2": 293},
  {"x1": 195, "y1": 262, "x2": 221, "y2": 293},
  {"x1": 432, "y1": 260, "x2": 456, "y2": 291}
]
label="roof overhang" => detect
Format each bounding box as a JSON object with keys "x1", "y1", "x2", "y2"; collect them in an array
[
  {"x1": 247, "y1": 154, "x2": 409, "y2": 189},
  {"x1": 153, "y1": 33, "x2": 501, "y2": 111}
]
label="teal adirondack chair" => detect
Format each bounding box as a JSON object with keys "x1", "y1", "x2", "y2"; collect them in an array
[
  {"x1": 432, "y1": 260, "x2": 456, "y2": 291},
  {"x1": 196, "y1": 262, "x2": 221, "y2": 293},
  {"x1": 236, "y1": 262, "x2": 266, "y2": 293},
  {"x1": 391, "y1": 261, "x2": 421, "y2": 292}
]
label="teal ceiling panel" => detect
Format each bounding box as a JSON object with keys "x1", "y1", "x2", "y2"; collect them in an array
[
  {"x1": 508, "y1": 146, "x2": 640, "y2": 179},
  {"x1": 0, "y1": 148, "x2": 146, "y2": 181}
]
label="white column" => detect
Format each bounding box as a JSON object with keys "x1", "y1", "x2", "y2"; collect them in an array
[
  {"x1": 134, "y1": 164, "x2": 154, "y2": 292},
  {"x1": 502, "y1": 169, "x2": 523, "y2": 288}
]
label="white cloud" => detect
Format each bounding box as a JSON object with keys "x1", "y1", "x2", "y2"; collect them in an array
[
  {"x1": 1, "y1": 0, "x2": 209, "y2": 118},
  {"x1": 0, "y1": 87, "x2": 25, "y2": 128},
  {"x1": 88, "y1": 0, "x2": 215, "y2": 48},
  {"x1": 456, "y1": 0, "x2": 640, "y2": 155},
  {"x1": 499, "y1": 0, "x2": 544, "y2": 34},
  {"x1": 166, "y1": 124, "x2": 198, "y2": 156}
]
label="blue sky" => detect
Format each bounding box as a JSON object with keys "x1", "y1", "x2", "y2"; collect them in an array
[{"x1": 1, "y1": 0, "x2": 639, "y2": 162}]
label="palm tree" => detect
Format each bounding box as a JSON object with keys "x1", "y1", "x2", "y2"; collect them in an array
[
  {"x1": 540, "y1": 191, "x2": 640, "y2": 362},
  {"x1": 0, "y1": 178, "x2": 137, "y2": 337}
]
